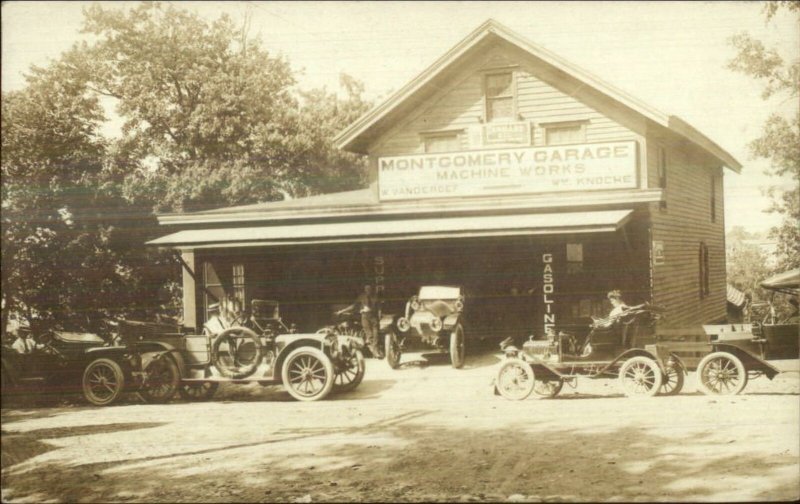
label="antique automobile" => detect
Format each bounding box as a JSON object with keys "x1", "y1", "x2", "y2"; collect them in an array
[
  {"x1": 670, "y1": 268, "x2": 798, "y2": 396},
  {"x1": 493, "y1": 304, "x2": 687, "y2": 400},
  {"x1": 128, "y1": 299, "x2": 366, "y2": 402},
  {"x1": 381, "y1": 286, "x2": 466, "y2": 369},
  {"x1": 1, "y1": 327, "x2": 177, "y2": 407}
]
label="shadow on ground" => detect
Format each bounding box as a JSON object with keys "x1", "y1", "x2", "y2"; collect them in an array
[{"x1": 2, "y1": 413, "x2": 796, "y2": 502}]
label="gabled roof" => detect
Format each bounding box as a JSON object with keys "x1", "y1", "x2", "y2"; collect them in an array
[{"x1": 334, "y1": 19, "x2": 741, "y2": 173}]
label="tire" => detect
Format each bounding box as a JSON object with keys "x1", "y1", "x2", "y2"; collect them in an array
[
  {"x1": 696, "y1": 351, "x2": 747, "y2": 395},
  {"x1": 281, "y1": 347, "x2": 335, "y2": 401},
  {"x1": 618, "y1": 356, "x2": 663, "y2": 398},
  {"x1": 449, "y1": 324, "x2": 465, "y2": 369},
  {"x1": 178, "y1": 381, "x2": 219, "y2": 401},
  {"x1": 83, "y1": 358, "x2": 126, "y2": 406},
  {"x1": 334, "y1": 349, "x2": 365, "y2": 393},
  {"x1": 211, "y1": 327, "x2": 263, "y2": 379},
  {"x1": 385, "y1": 331, "x2": 402, "y2": 370},
  {"x1": 533, "y1": 379, "x2": 563, "y2": 398},
  {"x1": 659, "y1": 361, "x2": 685, "y2": 396},
  {"x1": 495, "y1": 358, "x2": 535, "y2": 401},
  {"x1": 138, "y1": 357, "x2": 180, "y2": 404}
]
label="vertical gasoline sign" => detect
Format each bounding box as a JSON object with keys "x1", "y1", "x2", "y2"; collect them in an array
[{"x1": 542, "y1": 253, "x2": 556, "y2": 333}]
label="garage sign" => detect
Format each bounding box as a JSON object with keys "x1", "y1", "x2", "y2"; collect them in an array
[{"x1": 378, "y1": 141, "x2": 638, "y2": 201}]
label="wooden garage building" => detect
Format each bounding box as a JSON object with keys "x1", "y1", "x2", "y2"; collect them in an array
[{"x1": 149, "y1": 20, "x2": 741, "y2": 336}]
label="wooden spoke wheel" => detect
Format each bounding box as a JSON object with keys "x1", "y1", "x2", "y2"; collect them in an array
[
  {"x1": 82, "y1": 358, "x2": 126, "y2": 406},
  {"x1": 659, "y1": 361, "x2": 685, "y2": 396},
  {"x1": 449, "y1": 324, "x2": 465, "y2": 369},
  {"x1": 334, "y1": 348, "x2": 365, "y2": 393},
  {"x1": 281, "y1": 347, "x2": 335, "y2": 402},
  {"x1": 696, "y1": 352, "x2": 747, "y2": 396},
  {"x1": 178, "y1": 381, "x2": 219, "y2": 401},
  {"x1": 385, "y1": 331, "x2": 402, "y2": 370},
  {"x1": 618, "y1": 356, "x2": 663, "y2": 398},
  {"x1": 495, "y1": 358, "x2": 535, "y2": 401},
  {"x1": 138, "y1": 357, "x2": 180, "y2": 404},
  {"x1": 533, "y1": 379, "x2": 563, "y2": 398}
]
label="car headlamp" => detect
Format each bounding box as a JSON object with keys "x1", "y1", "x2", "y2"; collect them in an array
[
  {"x1": 455, "y1": 299, "x2": 464, "y2": 312},
  {"x1": 410, "y1": 297, "x2": 420, "y2": 311},
  {"x1": 430, "y1": 317, "x2": 443, "y2": 332},
  {"x1": 397, "y1": 317, "x2": 411, "y2": 333}
]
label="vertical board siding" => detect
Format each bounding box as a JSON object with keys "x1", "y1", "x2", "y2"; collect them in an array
[{"x1": 648, "y1": 144, "x2": 726, "y2": 327}]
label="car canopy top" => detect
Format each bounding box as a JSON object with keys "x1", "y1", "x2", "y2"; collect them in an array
[{"x1": 760, "y1": 268, "x2": 800, "y2": 295}]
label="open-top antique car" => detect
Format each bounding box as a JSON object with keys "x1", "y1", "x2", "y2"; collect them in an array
[
  {"x1": 494, "y1": 304, "x2": 687, "y2": 400},
  {"x1": 1, "y1": 327, "x2": 180, "y2": 406},
  {"x1": 381, "y1": 286, "x2": 465, "y2": 369},
  {"x1": 126, "y1": 300, "x2": 366, "y2": 402}
]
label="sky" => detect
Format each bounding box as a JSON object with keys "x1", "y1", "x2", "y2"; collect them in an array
[{"x1": 2, "y1": 1, "x2": 798, "y2": 235}]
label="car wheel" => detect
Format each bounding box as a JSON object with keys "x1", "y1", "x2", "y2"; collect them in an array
[
  {"x1": 449, "y1": 324, "x2": 465, "y2": 369},
  {"x1": 83, "y1": 358, "x2": 126, "y2": 406},
  {"x1": 659, "y1": 361, "x2": 685, "y2": 396},
  {"x1": 385, "y1": 331, "x2": 401, "y2": 369},
  {"x1": 334, "y1": 348, "x2": 365, "y2": 393},
  {"x1": 281, "y1": 347, "x2": 335, "y2": 401},
  {"x1": 138, "y1": 357, "x2": 180, "y2": 403},
  {"x1": 618, "y1": 356, "x2": 663, "y2": 398},
  {"x1": 533, "y1": 379, "x2": 563, "y2": 398},
  {"x1": 696, "y1": 351, "x2": 747, "y2": 395},
  {"x1": 178, "y1": 381, "x2": 219, "y2": 401},
  {"x1": 495, "y1": 358, "x2": 535, "y2": 400}
]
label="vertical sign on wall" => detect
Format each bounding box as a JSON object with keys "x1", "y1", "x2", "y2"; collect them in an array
[
  {"x1": 374, "y1": 256, "x2": 385, "y2": 296},
  {"x1": 653, "y1": 241, "x2": 665, "y2": 266},
  {"x1": 542, "y1": 253, "x2": 556, "y2": 333}
]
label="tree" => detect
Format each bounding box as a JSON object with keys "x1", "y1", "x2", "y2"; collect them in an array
[
  {"x1": 728, "y1": 1, "x2": 800, "y2": 269},
  {"x1": 68, "y1": 2, "x2": 370, "y2": 213}
]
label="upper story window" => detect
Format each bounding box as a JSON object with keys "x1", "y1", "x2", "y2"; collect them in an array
[
  {"x1": 484, "y1": 72, "x2": 514, "y2": 122},
  {"x1": 544, "y1": 122, "x2": 587, "y2": 146},
  {"x1": 424, "y1": 133, "x2": 461, "y2": 153}
]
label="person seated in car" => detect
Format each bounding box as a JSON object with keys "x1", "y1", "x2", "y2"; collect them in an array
[
  {"x1": 592, "y1": 290, "x2": 631, "y2": 329},
  {"x1": 11, "y1": 327, "x2": 42, "y2": 354}
]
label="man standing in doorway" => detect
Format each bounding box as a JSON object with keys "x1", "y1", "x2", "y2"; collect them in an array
[{"x1": 338, "y1": 284, "x2": 384, "y2": 359}]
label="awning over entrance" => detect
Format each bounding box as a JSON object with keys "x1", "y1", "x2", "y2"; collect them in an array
[{"x1": 147, "y1": 209, "x2": 634, "y2": 249}]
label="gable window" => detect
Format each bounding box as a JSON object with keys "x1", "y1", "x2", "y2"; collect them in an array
[
  {"x1": 484, "y1": 72, "x2": 514, "y2": 122},
  {"x1": 424, "y1": 133, "x2": 461, "y2": 153},
  {"x1": 544, "y1": 122, "x2": 587, "y2": 146},
  {"x1": 698, "y1": 242, "x2": 710, "y2": 298}
]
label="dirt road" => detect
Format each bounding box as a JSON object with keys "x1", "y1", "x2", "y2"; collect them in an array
[{"x1": 2, "y1": 348, "x2": 798, "y2": 502}]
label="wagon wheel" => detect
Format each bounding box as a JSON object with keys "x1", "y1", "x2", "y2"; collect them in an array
[
  {"x1": 281, "y1": 347, "x2": 335, "y2": 401},
  {"x1": 82, "y1": 358, "x2": 126, "y2": 406},
  {"x1": 696, "y1": 352, "x2": 748, "y2": 396},
  {"x1": 495, "y1": 358, "x2": 535, "y2": 401},
  {"x1": 211, "y1": 327, "x2": 263, "y2": 379},
  {"x1": 533, "y1": 379, "x2": 563, "y2": 398},
  {"x1": 178, "y1": 381, "x2": 219, "y2": 401},
  {"x1": 618, "y1": 356, "x2": 663, "y2": 398},
  {"x1": 659, "y1": 360, "x2": 685, "y2": 396},
  {"x1": 138, "y1": 356, "x2": 180, "y2": 403},
  {"x1": 334, "y1": 348, "x2": 365, "y2": 393},
  {"x1": 385, "y1": 331, "x2": 402, "y2": 370},
  {"x1": 449, "y1": 324, "x2": 466, "y2": 369}
]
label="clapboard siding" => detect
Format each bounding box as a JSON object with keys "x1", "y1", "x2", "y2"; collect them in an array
[
  {"x1": 648, "y1": 141, "x2": 726, "y2": 327},
  {"x1": 371, "y1": 47, "x2": 638, "y2": 157}
]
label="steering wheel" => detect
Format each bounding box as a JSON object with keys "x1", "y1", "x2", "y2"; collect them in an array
[{"x1": 38, "y1": 332, "x2": 63, "y2": 357}]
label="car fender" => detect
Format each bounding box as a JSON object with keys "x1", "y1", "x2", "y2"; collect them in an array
[
  {"x1": 273, "y1": 336, "x2": 327, "y2": 383},
  {"x1": 596, "y1": 347, "x2": 666, "y2": 376},
  {"x1": 711, "y1": 342, "x2": 780, "y2": 379},
  {"x1": 443, "y1": 314, "x2": 461, "y2": 331},
  {"x1": 131, "y1": 341, "x2": 188, "y2": 378}
]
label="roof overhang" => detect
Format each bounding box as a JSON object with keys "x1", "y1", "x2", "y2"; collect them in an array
[
  {"x1": 148, "y1": 209, "x2": 634, "y2": 250},
  {"x1": 333, "y1": 19, "x2": 741, "y2": 173}
]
